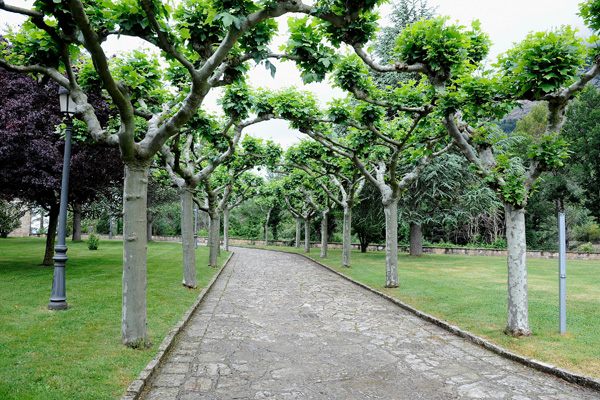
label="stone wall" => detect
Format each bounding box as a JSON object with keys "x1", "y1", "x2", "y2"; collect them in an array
[
  {"x1": 66, "y1": 234, "x2": 600, "y2": 261},
  {"x1": 222, "y1": 237, "x2": 600, "y2": 261},
  {"x1": 8, "y1": 210, "x2": 31, "y2": 238}
]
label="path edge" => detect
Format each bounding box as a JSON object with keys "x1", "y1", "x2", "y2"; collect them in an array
[
  {"x1": 260, "y1": 247, "x2": 600, "y2": 392},
  {"x1": 120, "y1": 252, "x2": 234, "y2": 400}
]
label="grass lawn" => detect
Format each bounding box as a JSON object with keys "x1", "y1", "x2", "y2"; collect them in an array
[
  {"x1": 255, "y1": 245, "x2": 600, "y2": 379},
  {"x1": 0, "y1": 237, "x2": 228, "y2": 400}
]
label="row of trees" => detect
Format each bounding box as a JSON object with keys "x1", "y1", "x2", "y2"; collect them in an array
[{"x1": 1, "y1": 0, "x2": 600, "y2": 345}]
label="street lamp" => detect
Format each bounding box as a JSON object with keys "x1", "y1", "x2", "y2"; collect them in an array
[{"x1": 48, "y1": 86, "x2": 76, "y2": 311}]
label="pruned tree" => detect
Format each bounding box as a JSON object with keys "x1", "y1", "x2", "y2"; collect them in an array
[
  {"x1": 281, "y1": 172, "x2": 318, "y2": 253},
  {"x1": 160, "y1": 85, "x2": 272, "y2": 285},
  {"x1": 188, "y1": 134, "x2": 280, "y2": 266},
  {"x1": 274, "y1": 85, "x2": 453, "y2": 287},
  {"x1": 222, "y1": 172, "x2": 264, "y2": 251},
  {"x1": 255, "y1": 179, "x2": 284, "y2": 245},
  {"x1": 285, "y1": 139, "x2": 365, "y2": 265},
  {"x1": 0, "y1": 0, "x2": 383, "y2": 346},
  {"x1": 442, "y1": 21, "x2": 600, "y2": 335}
]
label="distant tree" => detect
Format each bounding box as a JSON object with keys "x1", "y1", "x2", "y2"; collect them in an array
[
  {"x1": 352, "y1": 183, "x2": 386, "y2": 252},
  {"x1": 0, "y1": 200, "x2": 26, "y2": 238},
  {"x1": 254, "y1": 180, "x2": 284, "y2": 244},
  {"x1": 221, "y1": 172, "x2": 263, "y2": 251},
  {"x1": 562, "y1": 84, "x2": 600, "y2": 221},
  {"x1": 372, "y1": 0, "x2": 437, "y2": 88},
  {"x1": 146, "y1": 173, "x2": 179, "y2": 242},
  {"x1": 398, "y1": 152, "x2": 501, "y2": 255},
  {"x1": 285, "y1": 139, "x2": 365, "y2": 265},
  {"x1": 498, "y1": 118, "x2": 517, "y2": 134},
  {"x1": 514, "y1": 102, "x2": 549, "y2": 141}
]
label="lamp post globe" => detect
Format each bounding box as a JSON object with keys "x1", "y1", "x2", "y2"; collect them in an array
[{"x1": 48, "y1": 86, "x2": 75, "y2": 311}]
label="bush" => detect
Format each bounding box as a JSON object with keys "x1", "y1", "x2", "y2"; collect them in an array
[
  {"x1": 88, "y1": 234, "x2": 100, "y2": 250},
  {"x1": 492, "y1": 237, "x2": 507, "y2": 249},
  {"x1": 577, "y1": 242, "x2": 595, "y2": 252},
  {"x1": 572, "y1": 223, "x2": 600, "y2": 242}
]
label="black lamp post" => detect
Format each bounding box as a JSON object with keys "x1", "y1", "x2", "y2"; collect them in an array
[{"x1": 48, "y1": 86, "x2": 75, "y2": 311}]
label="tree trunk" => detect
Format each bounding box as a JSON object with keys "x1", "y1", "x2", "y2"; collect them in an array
[
  {"x1": 342, "y1": 206, "x2": 352, "y2": 267},
  {"x1": 504, "y1": 203, "x2": 531, "y2": 336},
  {"x1": 121, "y1": 162, "x2": 150, "y2": 347},
  {"x1": 304, "y1": 218, "x2": 310, "y2": 253},
  {"x1": 43, "y1": 204, "x2": 59, "y2": 266},
  {"x1": 207, "y1": 216, "x2": 212, "y2": 248},
  {"x1": 223, "y1": 208, "x2": 230, "y2": 252},
  {"x1": 72, "y1": 202, "x2": 82, "y2": 242},
  {"x1": 295, "y1": 217, "x2": 301, "y2": 248},
  {"x1": 383, "y1": 201, "x2": 399, "y2": 288},
  {"x1": 180, "y1": 189, "x2": 196, "y2": 288},
  {"x1": 409, "y1": 222, "x2": 423, "y2": 256},
  {"x1": 264, "y1": 209, "x2": 271, "y2": 246},
  {"x1": 146, "y1": 214, "x2": 153, "y2": 242},
  {"x1": 358, "y1": 231, "x2": 368, "y2": 253},
  {"x1": 320, "y1": 212, "x2": 328, "y2": 259},
  {"x1": 208, "y1": 211, "x2": 220, "y2": 267}
]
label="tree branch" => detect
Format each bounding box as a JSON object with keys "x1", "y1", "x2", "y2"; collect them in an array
[
  {"x1": 0, "y1": 1, "x2": 44, "y2": 18},
  {"x1": 68, "y1": 0, "x2": 136, "y2": 159},
  {"x1": 353, "y1": 44, "x2": 428, "y2": 75},
  {"x1": 138, "y1": 0, "x2": 196, "y2": 74}
]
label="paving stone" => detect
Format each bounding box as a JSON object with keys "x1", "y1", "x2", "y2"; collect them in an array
[{"x1": 140, "y1": 247, "x2": 600, "y2": 399}]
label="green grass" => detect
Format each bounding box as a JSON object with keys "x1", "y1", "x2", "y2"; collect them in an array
[
  {"x1": 256, "y1": 245, "x2": 600, "y2": 379},
  {"x1": 0, "y1": 237, "x2": 228, "y2": 400}
]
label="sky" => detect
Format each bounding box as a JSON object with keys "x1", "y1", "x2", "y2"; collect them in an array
[{"x1": 0, "y1": 0, "x2": 592, "y2": 148}]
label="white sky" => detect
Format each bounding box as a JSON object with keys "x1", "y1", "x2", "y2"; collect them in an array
[{"x1": 0, "y1": 0, "x2": 591, "y2": 148}]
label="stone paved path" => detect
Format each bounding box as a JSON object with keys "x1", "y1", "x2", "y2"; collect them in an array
[{"x1": 141, "y1": 247, "x2": 600, "y2": 399}]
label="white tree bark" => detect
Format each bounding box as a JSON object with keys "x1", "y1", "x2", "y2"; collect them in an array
[
  {"x1": 295, "y1": 217, "x2": 301, "y2": 248},
  {"x1": 264, "y1": 209, "x2": 271, "y2": 246},
  {"x1": 122, "y1": 162, "x2": 150, "y2": 346},
  {"x1": 320, "y1": 211, "x2": 328, "y2": 259},
  {"x1": 409, "y1": 222, "x2": 423, "y2": 256},
  {"x1": 223, "y1": 208, "x2": 230, "y2": 252},
  {"x1": 207, "y1": 215, "x2": 212, "y2": 249},
  {"x1": 180, "y1": 189, "x2": 196, "y2": 288},
  {"x1": 304, "y1": 218, "x2": 310, "y2": 253},
  {"x1": 384, "y1": 201, "x2": 399, "y2": 288},
  {"x1": 208, "y1": 211, "x2": 220, "y2": 267},
  {"x1": 504, "y1": 203, "x2": 531, "y2": 336},
  {"x1": 342, "y1": 206, "x2": 352, "y2": 267}
]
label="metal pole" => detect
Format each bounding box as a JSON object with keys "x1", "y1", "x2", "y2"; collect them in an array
[
  {"x1": 48, "y1": 118, "x2": 72, "y2": 310},
  {"x1": 558, "y1": 211, "x2": 567, "y2": 334},
  {"x1": 194, "y1": 204, "x2": 198, "y2": 249},
  {"x1": 109, "y1": 216, "x2": 113, "y2": 239}
]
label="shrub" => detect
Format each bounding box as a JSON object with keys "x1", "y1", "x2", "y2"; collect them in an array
[
  {"x1": 492, "y1": 237, "x2": 507, "y2": 249},
  {"x1": 577, "y1": 242, "x2": 595, "y2": 253},
  {"x1": 88, "y1": 233, "x2": 100, "y2": 250},
  {"x1": 572, "y1": 223, "x2": 600, "y2": 242}
]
